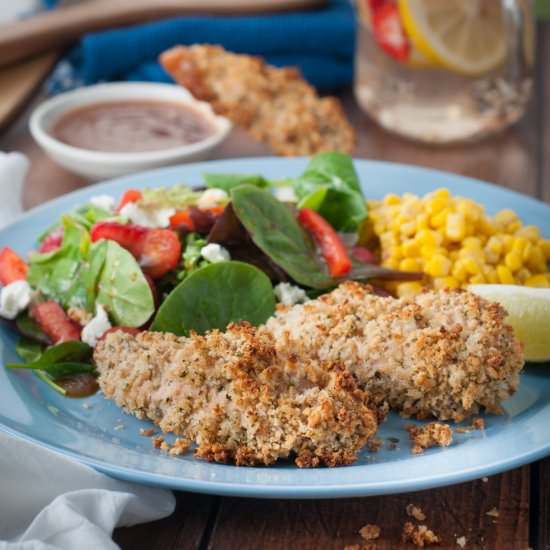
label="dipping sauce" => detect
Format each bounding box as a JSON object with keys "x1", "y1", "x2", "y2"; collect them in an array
[{"x1": 51, "y1": 100, "x2": 215, "y2": 153}]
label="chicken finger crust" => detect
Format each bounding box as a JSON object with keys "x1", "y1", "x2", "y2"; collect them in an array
[
  {"x1": 264, "y1": 282, "x2": 524, "y2": 422},
  {"x1": 94, "y1": 324, "x2": 378, "y2": 467}
]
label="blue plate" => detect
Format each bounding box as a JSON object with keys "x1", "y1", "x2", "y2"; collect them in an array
[{"x1": 1, "y1": 158, "x2": 549, "y2": 499}]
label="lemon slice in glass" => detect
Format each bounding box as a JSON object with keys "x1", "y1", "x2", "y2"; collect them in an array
[
  {"x1": 469, "y1": 285, "x2": 550, "y2": 363},
  {"x1": 398, "y1": 0, "x2": 506, "y2": 75}
]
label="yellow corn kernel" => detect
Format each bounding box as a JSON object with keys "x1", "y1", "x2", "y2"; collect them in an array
[
  {"x1": 486, "y1": 236, "x2": 503, "y2": 255},
  {"x1": 416, "y1": 213, "x2": 430, "y2": 231},
  {"x1": 516, "y1": 225, "x2": 540, "y2": 242},
  {"x1": 425, "y1": 196, "x2": 448, "y2": 217},
  {"x1": 507, "y1": 220, "x2": 521, "y2": 233},
  {"x1": 502, "y1": 235, "x2": 515, "y2": 252},
  {"x1": 445, "y1": 212, "x2": 466, "y2": 242},
  {"x1": 449, "y1": 250, "x2": 460, "y2": 262},
  {"x1": 504, "y1": 252, "x2": 522, "y2": 272},
  {"x1": 477, "y1": 217, "x2": 496, "y2": 236},
  {"x1": 462, "y1": 236, "x2": 483, "y2": 250},
  {"x1": 484, "y1": 248, "x2": 500, "y2": 265},
  {"x1": 400, "y1": 258, "x2": 422, "y2": 272},
  {"x1": 516, "y1": 268, "x2": 532, "y2": 283},
  {"x1": 396, "y1": 282, "x2": 423, "y2": 298},
  {"x1": 425, "y1": 254, "x2": 452, "y2": 277},
  {"x1": 469, "y1": 273, "x2": 487, "y2": 285},
  {"x1": 540, "y1": 239, "x2": 550, "y2": 260},
  {"x1": 497, "y1": 265, "x2": 515, "y2": 284},
  {"x1": 452, "y1": 260, "x2": 469, "y2": 282},
  {"x1": 459, "y1": 249, "x2": 485, "y2": 264},
  {"x1": 494, "y1": 209, "x2": 518, "y2": 226},
  {"x1": 400, "y1": 221, "x2": 417, "y2": 237},
  {"x1": 383, "y1": 258, "x2": 400, "y2": 270},
  {"x1": 430, "y1": 208, "x2": 449, "y2": 229},
  {"x1": 436, "y1": 276, "x2": 460, "y2": 289},
  {"x1": 486, "y1": 269, "x2": 499, "y2": 284},
  {"x1": 383, "y1": 193, "x2": 401, "y2": 205},
  {"x1": 522, "y1": 241, "x2": 533, "y2": 262},
  {"x1": 434, "y1": 188, "x2": 450, "y2": 200},
  {"x1": 525, "y1": 274, "x2": 550, "y2": 288},
  {"x1": 401, "y1": 239, "x2": 420, "y2": 258},
  {"x1": 462, "y1": 257, "x2": 481, "y2": 275},
  {"x1": 511, "y1": 237, "x2": 528, "y2": 256},
  {"x1": 456, "y1": 199, "x2": 480, "y2": 222},
  {"x1": 416, "y1": 229, "x2": 442, "y2": 247},
  {"x1": 527, "y1": 246, "x2": 547, "y2": 272}
]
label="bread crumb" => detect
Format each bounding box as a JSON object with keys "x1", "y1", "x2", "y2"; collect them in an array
[
  {"x1": 471, "y1": 417, "x2": 485, "y2": 430},
  {"x1": 456, "y1": 535, "x2": 467, "y2": 548},
  {"x1": 482, "y1": 476, "x2": 488, "y2": 483},
  {"x1": 407, "y1": 423, "x2": 453, "y2": 454},
  {"x1": 140, "y1": 428, "x2": 155, "y2": 437},
  {"x1": 366, "y1": 437, "x2": 384, "y2": 453},
  {"x1": 454, "y1": 427, "x2": 472, "y2": 434},
  {"x1": 152, "y1": 436, "x2": 164, "y2": 449},
  {"x1": 160, "y1": 441, "x2": 170, "y2": 451},
  {"x1": 359, "y1": 524, "x2": 381, "y2": 541},
  {"x1": 402, "y1": 521, "x2": 440, "y2": 547},
  {"x1": 406, "y1": 504, "x2": 426, "y2": 521},
  {"x1": 486, "y1": 507, "x2": 499, "y2": 518},
  {"x1": 169, "y1": 438, "x2": 190, "y2": 456}
]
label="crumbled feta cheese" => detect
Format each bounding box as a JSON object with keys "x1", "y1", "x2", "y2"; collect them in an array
[
  {"x1": 89, "y1": 194, "x2": 115, "y2": 213},
  {"x1": 81, "y1": 304, "x2": 112, "y2": 347},
  {"x1": 119, "y1": 202, "x2": 175, "y2": 228},
  {"x1": 273, "y1": 283, "x2": 308, "y2": 306},
  {"x1": 200, "y1": 243, "x2": 230, "y2": 263},
  {"x1": 273, "y1": 186, "x2": 297, "y2": 203},
  {"x1": 197, "y1": 188, "x2": 228, "y2": 209},
  {"x1": 0, "y1": 280, "x2": 32, "y2": 319}
]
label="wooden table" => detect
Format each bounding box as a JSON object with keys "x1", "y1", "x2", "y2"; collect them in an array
[{"x1": 1, "y1": 23, "x2": 549, "y2": 550}]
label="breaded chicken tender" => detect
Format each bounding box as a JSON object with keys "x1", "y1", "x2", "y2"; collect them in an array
[
  {"x1": 160, "y1": 45, "x2": 355, "y2": 156},
  {"x1": 264, "y1": 282, "x2": 524, "y2": 422},
  {"x1": 94, "y1": 324, "x2": 378, "y2": 467}
]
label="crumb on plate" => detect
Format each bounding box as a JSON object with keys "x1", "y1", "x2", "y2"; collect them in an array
[{"x1": 407, "y1": 423, "x2": 453, "y2": 454}]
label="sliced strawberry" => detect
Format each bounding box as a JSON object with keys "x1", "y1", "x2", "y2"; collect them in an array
[
  {"x1": 97, "y1": 326, "x2": 141, "y2": 342},
  {"x1": 31, "y1": 301, "x2": 81, "y2": 343},
  {"x1": 90, "y1": 221, "x2": 148, "y2": 258},
  {"x1": 372, "y1": 1, "x2": 410, "y2": 62},
  {"x1": 39, "y1": 226, "x2": 64, "y2": 253},
  {"x1": 90, "y1": 222, "x2": 180, "y2": 279},
  {"x1": 351, "y1": 246, "x2": 380, "y2": 265},
  {"x1": 116, "y1": 189, "x2": 142, "y2": 213},
  {"x1": 0, "y1": 247, "x2": 28, "y2": 286},
  {"x1": 139, "y1": 229, "x2": 181, "y2": 279}
]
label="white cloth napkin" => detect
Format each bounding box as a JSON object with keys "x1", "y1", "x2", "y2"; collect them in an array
[
  {"x1": 0, "y1": 151, "x2": 176, "y2": 548},
  {"x1": 0, "y1": 432, "x2": 176, "y2": 550},
  {"x1": 0, "y1": 151, "x2": 28, "y2": 230}
]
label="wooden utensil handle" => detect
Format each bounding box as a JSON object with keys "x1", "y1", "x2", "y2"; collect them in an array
[{"x1": 0, "y1": 0, "x2": 326, "y2": 70}]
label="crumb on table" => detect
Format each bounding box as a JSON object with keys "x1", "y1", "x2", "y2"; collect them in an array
[
  {"x1": 401, "y1": 521, "x2": 440, "y2": 547},
  {"x1": 407, "y1": 423, "x2": 453, "y2": 454},
  {"x1": 486, "y1": 507, "x2": 499, "y2": 518},
  {"x1": 456, "y1": 535, "x2": 467, "y2": 548},
  {"x1": 359, "y1": 523, "x2": 381, "y2": 541},
  {"x1": 406, "y1": 503, "x2": 426, "y2": 521}
]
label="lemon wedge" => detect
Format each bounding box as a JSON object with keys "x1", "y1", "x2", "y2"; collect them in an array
[
  {"x1": 398, "y1": 0, "x2": 506, "y2": 75},
  {"x1": 469, "y1": 285, "x2": 550, "y2": 363}
]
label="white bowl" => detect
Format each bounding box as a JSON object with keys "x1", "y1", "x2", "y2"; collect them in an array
[{"x1": 29, "y1": 82, "x2": 232, "y2": 180}]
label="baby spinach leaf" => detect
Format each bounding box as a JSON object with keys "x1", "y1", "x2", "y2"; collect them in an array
[
  {"x1": 7, "y1": 341, "x2": 92, "y2": 372},
  {"x1": 16, "y1": 337, "x2": 44, "y2": 363},
  {"x1": 94, "y1": 241, "x2": 155, "y2": 327},
  {"x1": 203, "y1": 173, "x2": 270, "y2": 192},
  {"x1": 231, "y1": 185, "x2": 332, "y2": 289},
  {"x1": 151, "y1": 261, "x2": 275, "y2": 336},
  {"x1": 292, "y1": 152, "x2": 368, "y2": 232}
]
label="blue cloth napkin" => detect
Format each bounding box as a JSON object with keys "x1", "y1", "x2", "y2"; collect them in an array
[{"x1": 46, "y1": 0, "x2": 355, "y2": 94}]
